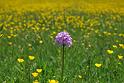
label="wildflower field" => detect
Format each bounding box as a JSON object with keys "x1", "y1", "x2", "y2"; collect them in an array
[{"x1": 0, "y1": 0, "x2": 124, "y2": 83}]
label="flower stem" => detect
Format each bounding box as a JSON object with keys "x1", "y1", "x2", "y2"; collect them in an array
[
  {"x1": 61, "y1": 44, "x2": 65, "y2": 82},
  {"x1": 27, "y1": 61, "x2": 31, "y2": 82}
]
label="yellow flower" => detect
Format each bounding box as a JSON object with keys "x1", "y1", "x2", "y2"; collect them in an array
[
  {"x1": 119, "y1": 34, "x2": 123, "y2": 37},
  {"x1": 17, "y1": 58, "x2": 24, "y2": 63},
  {"x1": 13, "y1": 34, "x2": 17, "y2": 37},
  {"x1": 78, "y1": 75, "x2": 82, "y2": 78},
  {"x1": 119, "y1": 44, "x2": 124, "y2": 49},
  {"x1": 107, "y1": 50, "x2": 113, "y2": 54},
  {"x1": 39, "y1": 40, "x2": 43, "y2": 44},
  {"x1": 52, "y1": 31, "x2": 56, "y2": 35},
  {"x1": 49, "y1": 80, "x2": 58, "y2": 83},
  {"x1": 95, "y1": 63, "x2": 102, "y2": 68},
  {"x1": 119, "y1": 44, "x2": 123, "y2": 47},
  {"x1": 7, "y1": 36, "x2": 12, "y2": 39},
  {"x1": 0, "y1": 34, "x2": 3, "y2": 37},
  {"x1": 33, "y1": 80, "x2": 39, "y2": 83},
  {"x1": 32, "y1": 72, "x2": 38, "y2": 77},
  {"x1": 8, "y1": 42, "x2": 12, "y2": 45},
  {"x1": 28, "y1": 44, "x2": 32, "y2": 47},
  {"x1": 36, "y1": 68, "x2": 42, "y2": 73},
  {"x1": 29, "y1": 55, "x2": 35, "y2": 60},
  {"x1": 112, "y1": 45, "x2": 117, "y2": 48},
  {"x1": 118, "y1": 55, "x2": 123, "y2": 60}
]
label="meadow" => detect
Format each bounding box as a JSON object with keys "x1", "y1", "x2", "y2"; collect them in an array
[{"x1": 0, "y1": 0, "x2": 124, "y2": 83}]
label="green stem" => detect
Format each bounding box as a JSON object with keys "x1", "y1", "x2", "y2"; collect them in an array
[
  {"x1": 61, "y1": 44, "x2": 65, "y2": 82},
  {"x1": 87, "y1": 55, "x2": 91, "y2": 82},
  {"x1": 28, "y1": 62, "x2": 31, "y2": 83}
]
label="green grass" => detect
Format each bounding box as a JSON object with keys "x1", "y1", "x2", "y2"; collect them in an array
[{"x1": 0, "y1": 10, "x2": 124, "y2": 83}]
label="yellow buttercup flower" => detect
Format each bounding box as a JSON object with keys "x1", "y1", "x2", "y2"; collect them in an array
[
  {"x1": 33, "y1": 80, "x2": 39, "y2": 83},
  {"x1": 12, "y1": 34, "x2": 17, "y2": 37},
  {"x1": 119, "y1": 44, "x2": 124, "y2": 49},
  {"x1": 17, "y1": 58, "x2": 24, "y2": 63},
  {"x1": 95, "y1": 63, "x2": 102, "y2": 68},
  {"x1": 118, "y1": 33, "x2": 121, "y2": 36},
  {"x1": 32, "y1": 72, "x2": 38, "y2": 77},
  {"x1": 78, "y1": 75, "x2": 82, "y2": 78},
  {"x1": 121, "y1": 46, "x2": 124, "y2": 49},
  {"x1": 49, "y1": 80, "x2": 58, "y2": 83},
  {"x1": 28, "y1": 44, "x2": 32, "y2": 47},
  {"x1": 107, "y1": 50, "x2": 113, "y2": 54},
  {"x1": 52, "y1": 31, "x2": 56, "y2": 35},
  {"x1": 118, "y1": 55, "x2": 123, "y2": 60},
  {"x1": 112, "y1": 45, "x2": 117, "y2": 48},
  {"x1": 29, "y1": 55, "x2": 35, "y2": 60},
  {"x1": 119, "y1": 44, "x2": 123, "y2": 47},
  {"x1": 8, "y1": 42, "x2": 12, "y2": 45},
  {"x1": 7, "y1": 35, "x2": 12, "y2": 39},
  {"x1": 39, "y1": 40, "x2": 43, "y2": 44},
  {"x1": 0, "y1": 34, "x2": 3, "y2": 37},
  {"x1": 36, "y1": 68, "x2": 42, "y2": 73}
]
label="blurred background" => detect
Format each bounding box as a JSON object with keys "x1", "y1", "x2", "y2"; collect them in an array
[
  {"x1": 0, "y1": 0, "x2": 124, "y2": 14},
  {"x1": 0, "y1": 0, "x2": 124, "y2": 8}
]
